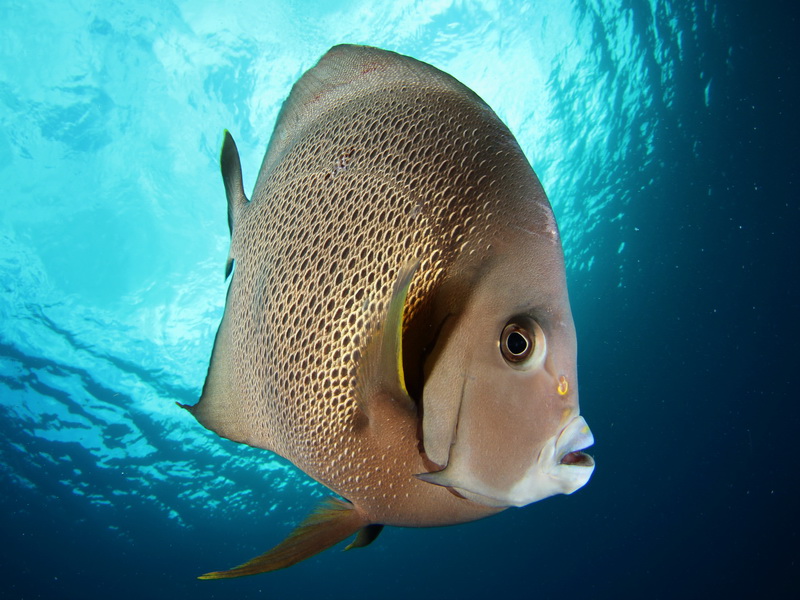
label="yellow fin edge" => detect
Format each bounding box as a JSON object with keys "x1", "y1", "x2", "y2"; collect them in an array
[{"x1": 354, "y1": 259, "x2": 419, "y2": 417}]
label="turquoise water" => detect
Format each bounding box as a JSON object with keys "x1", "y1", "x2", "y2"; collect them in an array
[{"x1": 1, "y1": 1, "x2": 796, "y2": 598}]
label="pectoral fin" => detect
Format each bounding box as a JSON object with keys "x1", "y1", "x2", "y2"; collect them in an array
[
  {"x1": 415, "y1": 468, "x2": 458, "y2": 488},
  {"x1": 355, "y1": 260, "x2": 419, "y2": 417},
  {"x1": 198, "y1": 499, "x2": 367, "y2": 579}
]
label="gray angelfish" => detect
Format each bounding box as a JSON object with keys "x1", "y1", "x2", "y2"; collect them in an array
[{"x1": 181, "y1": 44, "x2": 594, "y2": 579}]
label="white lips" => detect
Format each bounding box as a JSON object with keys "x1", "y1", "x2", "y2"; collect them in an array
[
  {"x1": 500, "y1": 415, "x2": 595, "y2": 507},
  {"x1": 555, "y1": 415, "x2": 595, "y2": 465}
]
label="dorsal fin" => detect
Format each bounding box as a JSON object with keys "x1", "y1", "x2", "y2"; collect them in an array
[
  {"x1": 253, "y1": 44, "x2": 488, "y2": 194},
  {"x1": 220, "y1": 130, "x2": 248, "y2": 278},
  {"x1": 221, "y1": 130, "x2": 248, "y2": 233}
]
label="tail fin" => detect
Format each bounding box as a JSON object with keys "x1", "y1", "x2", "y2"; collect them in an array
[{"x1": 198, "y1": 499, "x2": 369, "y2": 579}]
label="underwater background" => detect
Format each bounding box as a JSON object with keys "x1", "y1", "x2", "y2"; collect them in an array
[{"x1": 1, "y1": 0, "x2": 797, "y2": 598}]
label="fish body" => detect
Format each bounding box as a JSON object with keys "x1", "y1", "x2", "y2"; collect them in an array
[{"x1": 184, "y1": 44, "x2": 594, "y2": 578}]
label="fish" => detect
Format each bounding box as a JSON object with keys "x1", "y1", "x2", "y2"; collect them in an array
[{"x1": 181, "y1": 44, "x2": 595, "y2": 579}]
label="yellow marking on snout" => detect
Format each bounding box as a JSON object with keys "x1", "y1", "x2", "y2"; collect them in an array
[{"x1": 557, "y1": 375, "x2": 569, "y2": 396}]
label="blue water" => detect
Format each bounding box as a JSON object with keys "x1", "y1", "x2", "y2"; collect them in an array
[{"x1": 1, "y1": 1, "x2": 797, "y2": 598}]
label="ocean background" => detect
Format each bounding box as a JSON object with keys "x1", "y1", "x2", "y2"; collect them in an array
[{"x1": 1, "y1": 0, "x2": 796, "y2": 598}]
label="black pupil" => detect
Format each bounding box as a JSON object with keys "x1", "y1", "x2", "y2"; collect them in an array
[{"x1": 506, "y1": 331, "x2": 528, "y2": 355}]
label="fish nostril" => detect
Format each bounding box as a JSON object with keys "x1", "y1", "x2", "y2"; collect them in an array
[{"x1": 557, "y1": 375, "x2": 569, "y2": 396}]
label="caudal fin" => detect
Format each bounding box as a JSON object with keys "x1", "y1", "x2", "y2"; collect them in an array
[{"x1": 198, "y1": 498, "x2": 368, "y2": 579}]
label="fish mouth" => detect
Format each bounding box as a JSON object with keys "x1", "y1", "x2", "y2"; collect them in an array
[
  {"x1": 559, "y1": 449, "x2": 595, "y2": 467},
  {"x1": 553, "y1": 415, "x2": 595, "y2": 470},
  {"x1": 417, "y1": 415, "x2": 596, "y2": 509}
]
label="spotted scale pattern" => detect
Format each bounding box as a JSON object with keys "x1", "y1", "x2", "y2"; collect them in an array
[{"x1": 196, "y1": 46, "x2": 538, "y2": 522}]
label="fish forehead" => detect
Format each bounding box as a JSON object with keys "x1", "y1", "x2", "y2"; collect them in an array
[{"x1": 225, "y1": 47, "x2": 556, "y2": 491}]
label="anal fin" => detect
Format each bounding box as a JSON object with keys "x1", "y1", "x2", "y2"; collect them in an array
[
  {"x1": 198, "y1": 499, "x2": 368, "y2": 579},
  {"x1": 344, "y1": 524, "x2": 384, "y2": 551}
]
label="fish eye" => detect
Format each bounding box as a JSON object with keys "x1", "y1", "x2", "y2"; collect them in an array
[{"x1": 500, "y1": 322, "x2": 534, "y2": 363}]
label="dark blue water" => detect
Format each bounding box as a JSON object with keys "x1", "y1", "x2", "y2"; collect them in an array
[{"x1": 1, "y1": 1, "x2": 797, "y2": 598}]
